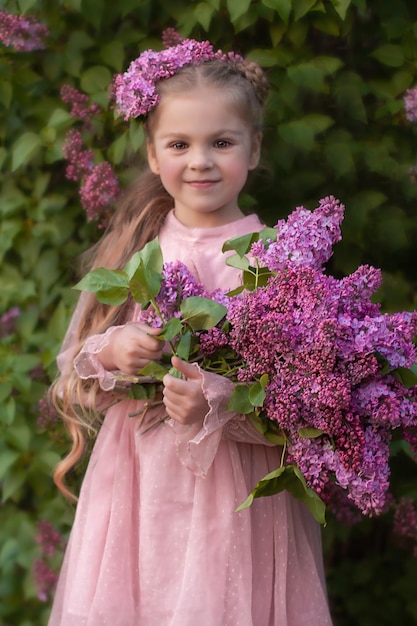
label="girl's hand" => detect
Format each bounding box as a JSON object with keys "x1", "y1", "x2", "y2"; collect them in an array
[
  {"x1": 98, "y1": 322, "x2": 163, "y2": 374},
  {"x1": 162, "y1": 356, "x2": 209, "y2": 426}
]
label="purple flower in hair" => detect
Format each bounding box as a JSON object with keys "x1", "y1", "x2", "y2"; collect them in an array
[{"x1": 113, "y1": 38, "x2": 243, "y2": 120}]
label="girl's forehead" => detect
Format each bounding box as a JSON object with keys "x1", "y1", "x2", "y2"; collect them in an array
[{"x1": 152, "y1": 87, "x2": 247, "y2": 131}]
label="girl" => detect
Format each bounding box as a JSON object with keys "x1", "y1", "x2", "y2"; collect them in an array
[{"x1": 48, "y1": 35, "x2": 333, "y2": 626}]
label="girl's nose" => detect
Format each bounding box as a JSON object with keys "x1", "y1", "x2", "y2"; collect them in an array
[{"x1": 188, "y1": 148, "x2": 213, "y2": 170}]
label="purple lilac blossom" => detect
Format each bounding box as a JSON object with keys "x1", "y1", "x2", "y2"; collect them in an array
[
  {"x1": 33, "y1": 558, "x2": 58, "y2": 602},
  {"x1": 36, "y1": 520, "x2": 63, "y2": 557},
  {"x1": 37, "y1": 393, "x2": 60, "y2": 428},
  {"x1": 0, "y1": 9, "x2": 48, "y2": 51},
  {"x1": 80, "y1": 162, "x2": 120, "y2": 222},
  {"x1": 62, "y1": 130, "x2": 94, "y2": 181},
  {"x1": 140, "y1": 261, "x2": 227, "y2": 329},
  {"x1": 161, "y1": 28, "x2": 184, "y2": 48},
  {"x1": 404, "y1": 86, "x2": 417, "y2": 123},
  {"x1": 113, "y1": 39, "x2": 242, "y2": 120},
  {"x1": 145, "y1": 197, "x2": 417, "y2": 517},
  {"x1": 393, "y1": 498, "x2": 417, "y2": 551},
  {"x1": 60, "y1": 85, "x2": 101, "y2": 127},
  {"x1": 250, "y1": 196, "x2": 344, "y2": 271},
  {"x1": 33, "y1": 520, "x2": 63, "y2": 602},
  {"x1": 0, "y1": 306, "x2": 20, "y2": 337}
]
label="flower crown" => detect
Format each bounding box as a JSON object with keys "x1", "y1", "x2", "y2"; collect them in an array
[{"x1": 113, "y1": 32, "x2": 243, "y2": 121}]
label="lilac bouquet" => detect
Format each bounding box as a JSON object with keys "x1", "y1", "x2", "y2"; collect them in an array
[{"x1": 76, "y1": 197, "x2": 417, "y2": 524}]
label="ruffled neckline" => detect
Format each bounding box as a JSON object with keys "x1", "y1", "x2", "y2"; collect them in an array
[{"x1": 162, "y1": 209, "x2": 262, "y2": 244}]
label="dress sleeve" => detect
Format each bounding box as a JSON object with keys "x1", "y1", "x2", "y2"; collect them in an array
[
  {"x1": 55, "y1": 291, "x2": 122, "y2": 392},
  {"x1": 171, "y1": 366, "x2": 276, "y2": 477},
  {"x1": 56, "y1": 291, "x2": 88, "y2": 377},
  {"x1": 73, "y1": 326, "x2": 122, "y2": 391}
]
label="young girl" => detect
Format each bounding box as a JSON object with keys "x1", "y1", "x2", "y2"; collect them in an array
[{"x1": 48, "y1": 35, "x2": 333, "y2": 626}]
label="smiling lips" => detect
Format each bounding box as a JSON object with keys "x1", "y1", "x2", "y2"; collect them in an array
[{"x1": 186, "y1": 179, "x2": 220, "y2": 188}]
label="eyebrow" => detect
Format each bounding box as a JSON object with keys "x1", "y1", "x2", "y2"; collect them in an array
[{"x1": 159, "y1": 129, "x2": 245, "y2": 140}]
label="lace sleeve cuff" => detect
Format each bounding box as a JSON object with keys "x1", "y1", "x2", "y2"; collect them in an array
[
  {"x1": 172, "y1": 368, "x2": 274, "y2": 477},
  {"x1": 73, "y1": 326, "x2": 122, "y2": 391}
]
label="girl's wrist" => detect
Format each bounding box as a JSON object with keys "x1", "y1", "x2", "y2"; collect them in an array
[{"x1": 96, "y1": 330, "x2": 118, "y2": 370}]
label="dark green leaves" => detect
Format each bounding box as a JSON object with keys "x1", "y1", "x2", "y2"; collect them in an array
[
  {"x1": 74, "y1": 237, "x2": 163, "y2": 306},
  {"x1": 227, "y1": 374, "x2": 269, "y2": 413},
  {"x1": 74, "y1": 268, "x2": 129, "y2": 305},
  {"x1": 236, "y1": 464, "x2": 326, "y2": 525},
  {"x1": 222, "y1": 228, "x2": 277, "y2": 294},
  {"x1": 180, "y1": 296, "x2": 227, "y2": 331}
]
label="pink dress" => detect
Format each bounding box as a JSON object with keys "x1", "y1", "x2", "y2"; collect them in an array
[{"x1": 48, "y1": 210, "x2": 333, "y2": 626}]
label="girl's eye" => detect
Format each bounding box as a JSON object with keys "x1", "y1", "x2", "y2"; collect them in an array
[
  {"x1": 171, "y1": 142, "x2": 187, "y2": 150},
  {"x1": 215, "y1": 140, "x2": 231, "y2": 149}
]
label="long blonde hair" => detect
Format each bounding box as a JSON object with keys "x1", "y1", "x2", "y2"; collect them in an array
[{"x1": 52, "y1": 57, "x2": 269, "y2": 498}]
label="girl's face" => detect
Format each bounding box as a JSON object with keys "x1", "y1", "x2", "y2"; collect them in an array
[{"x1": 146, "y1": 86, "x2": 261, "y2": 228}]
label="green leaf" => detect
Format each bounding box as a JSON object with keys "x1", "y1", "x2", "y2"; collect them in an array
[
  {"x1": 225, "y1": 253, "x2": 251, "y2": 270},
  {"x1": 12, "y1": 132, "x2": 42, "y2": 171},
  {"x1": 261, "y1": 0, "x2": 292, "y2": 23},
  {"x1": 260, "y1": 373, "x2": 269, "y2": 388},
  {"x1": 299, "y1": 427, "x2": 325, "y2": 438},
  {"x1": 247, "y1": 47, "x2": 294, "y2": 68},
  {"x1": 247, "y1": 412, "x2": 268, "y2": 435},
  {"x1": 248, "y1": 382, "x2": 267, "y2": 407},
  {"x1": 279, "y1": 114, "x2": 334, "y2": 150},
  {"x1": 80, "y1": 65, "x2": 113, "y2": 93},
  {"x1": 1, "y1": 397, "x2": 16, "y2": 426},
  {"x1": 180, "y1": 296, "x2": 227, "y2": 331},
  {"x1": 169, "y1": 366, "x2": 184, "y2": 379},
  {"x1": 74, "y1": 268, "x2": 129, "y2": 305},
  {"x1": 0, "y1": 450, "x2": 19, "y2": 480},
  {"x1": 138, "y1": 362, "x2": 169, "y2": 381},
  {"x1": 392, "y1": 366, "x2": 417, "y2": 389},
  {"x1": 227, "y1": 0, "x2": 251, "y2": 22},
  {"x1": 227, "y1": 385, "x2": 253, "y2": 414},
  {"x1": 222, "y1": 232, "x2": 258, "y2": 256},
  {"x1": 293, "y1": 0, "x2": 317, "y2": 20},
  {"x1": 18, "y1": 0, "x2": 40, "y2": 10},
  {"x1": 129, "y1": 121, "x2": 144, "y2": 152},
  {"x1": 236, "y1": 465, "x2": 288, "y2": 509},
  {"x1": 47, "y1": 108, "x2": 73, "y2": 129},
  {"x1": 124, "y1": 238, "x2": 163, "y2": 279},
  {"x1": 176, "y1": 330, "x2": 192, "y2": 360},
  {"x1": 129, "y1": 265, "x2": 163, "y2": 304},
  {"x1": 243, "y1": 266, "x2": 273, "y2": 290},
  {"x1": 159, "y1": 318, "x2": 183, "y2": 341},
  {"x1": 371, "y1": 45, "x2": 404, "y2": 68},
  {"x1": 129, "y1": 383, "x2": 158, "y2": 400},
  {"x1": 259, "y1": 227, "x2": 278, "y2": 242},
  {"x1": 194, "y1": 1, "x2": 215, "y2": 30},
  {"x1": 2, "y1": 468, "x2": 26, "y2": 502},
  {"x1": 290, "y1": 466, "x2": 327, "y2": 524},
  {"x1": 108, "y1": 132, "x2": 128, "y2": 165},
  {"x1": 0, "y1": 383, "x2": 13, "y2": 404},
  {"x1": 100, "y1": 41, "x2": 125, "y2": 72},
  {"x1": 0, "y1": 81, "x2": 12, "y2": 108},
  {"x1": 329, "y1": 0, "x2": 351, "y2": 19},
  {"x1": 264, "y1": 430, "x2": 287, "y2": 445},
  {"x1": 236, "y1": 464, "x2": 326, "y2": 525}
]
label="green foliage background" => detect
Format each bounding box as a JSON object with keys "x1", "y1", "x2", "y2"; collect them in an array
[{"x1": 1, "y1": 0, "x2": 417, "y2": 623}]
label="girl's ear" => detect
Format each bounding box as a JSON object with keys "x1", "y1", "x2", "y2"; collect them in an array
[
  {"x1": 146, "y1": 139, "x2": 160, "y2": 174},
  {"x1": 248, "y1": 132, "x2": 262, "y2": 171}
]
